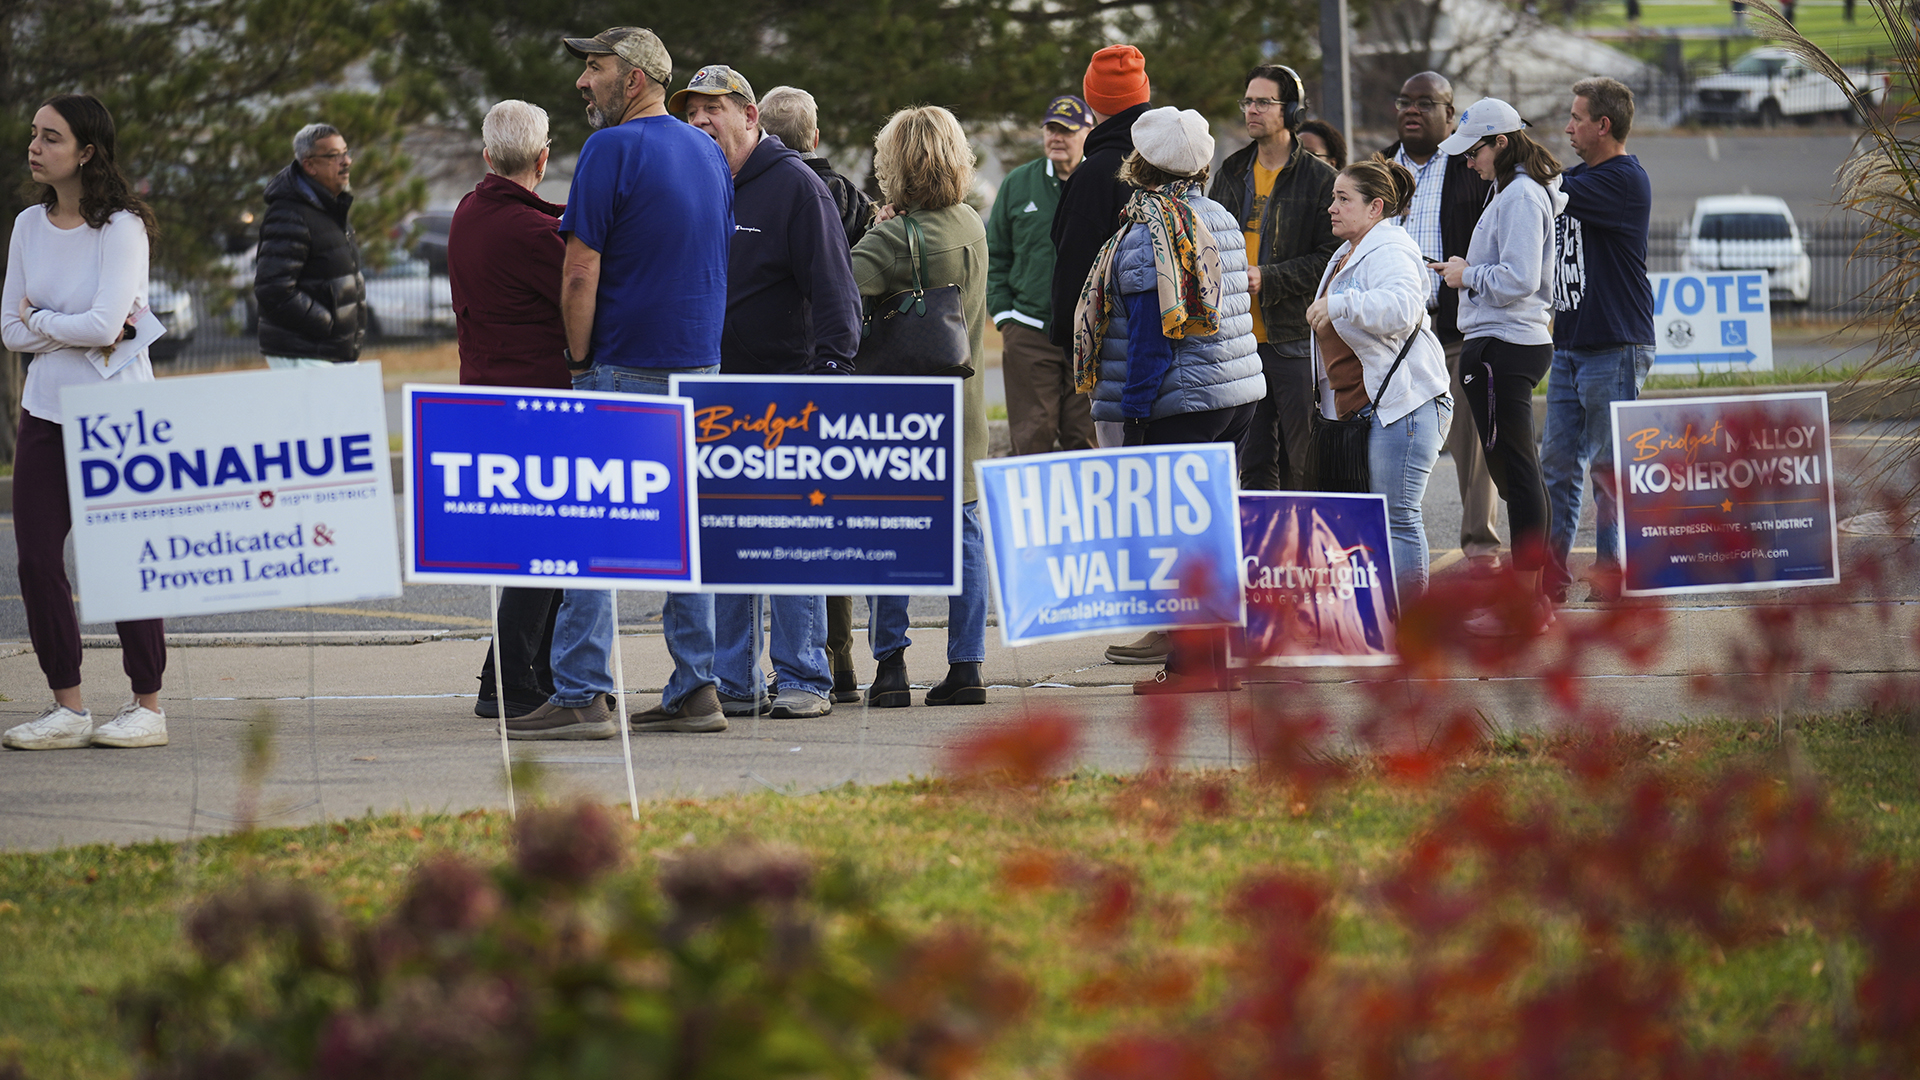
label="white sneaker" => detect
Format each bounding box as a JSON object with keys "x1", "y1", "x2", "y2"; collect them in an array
[
  {"x1": 91, "y1": 701, "x2": 168, "y2": 748},
  {"x1": 2, "y1": 704, "x2": 95, "y2": 750}
]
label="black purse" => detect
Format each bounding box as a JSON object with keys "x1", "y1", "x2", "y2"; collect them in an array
[
  {"x1": 854, "y1": 213, "x2": 974, "y2": 379},
  {"x1": 1307, "y1": 329, "x2": 1418, "y2": 494}
]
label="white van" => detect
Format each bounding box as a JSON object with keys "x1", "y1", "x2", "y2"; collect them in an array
[{"x1": 1680, "y1": 195, "x2": 1811, "y2": 305}]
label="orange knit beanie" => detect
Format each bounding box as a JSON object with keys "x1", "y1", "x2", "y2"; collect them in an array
[{"x1": 1083, "y1": 44, "x2": 1149, "y2": 116}]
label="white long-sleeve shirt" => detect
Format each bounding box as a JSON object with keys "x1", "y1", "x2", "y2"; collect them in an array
[{"x1": 2, "y1": 206, "x2": 152, "y2": 424}]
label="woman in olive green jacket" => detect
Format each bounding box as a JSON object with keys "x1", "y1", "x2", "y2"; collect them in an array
[{"x1": 849, "y1": 105, "x2": 989, "y2": 710}]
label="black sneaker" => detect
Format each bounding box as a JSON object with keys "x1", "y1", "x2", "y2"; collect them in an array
[
  {"x1": 504, "y1": 696, "x2": 618, "y2": 740},
  {"x1": 631, "y1": 685, "x2": 728, "y2": 734},
  {"x1": 475, "y1": 688, "x2": 549, "y2": 720}
]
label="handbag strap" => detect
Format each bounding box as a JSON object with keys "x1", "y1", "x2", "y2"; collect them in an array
[
  {"x1": 902, "y1": 212, "x2": 928, "y2": 294},
  {"x1": 1370, "y1": 327, "x2": 1419, "y2": 412}
]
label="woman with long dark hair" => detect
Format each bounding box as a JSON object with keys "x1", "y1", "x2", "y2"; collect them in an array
[
  {"x1": 1429, "y1": 99, "x2": 1565, "y2": 635},
  {"x1": 1, "y1": 93, "x2": 169, "y2": 749}
]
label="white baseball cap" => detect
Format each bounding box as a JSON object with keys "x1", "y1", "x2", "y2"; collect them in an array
[{"x1": 1438, "y1": 98, "x2": 1527, "y2": 156}]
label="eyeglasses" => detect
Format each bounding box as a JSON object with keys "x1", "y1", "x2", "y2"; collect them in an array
[
  {"x1": 1393, "y1": 96, "x2": 1450, "y2": 112},
  {"x1": 1240, "y1": 97, "x2": 1285, "y2": 111},
  {"x1": 309, "y1": 149, "x2": 353, "y2": 163}
]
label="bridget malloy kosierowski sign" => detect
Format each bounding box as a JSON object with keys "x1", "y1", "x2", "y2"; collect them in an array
[{"x1": 59, "y1": 365, "x2": 402, "y2": 623}]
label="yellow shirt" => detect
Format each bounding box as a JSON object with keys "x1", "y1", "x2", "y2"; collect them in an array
[{"x1": 1244, "y1": 159, "x2": 1280, "y2": 343}]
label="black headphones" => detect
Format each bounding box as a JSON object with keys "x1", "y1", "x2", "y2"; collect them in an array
[{"x1": 1272, "y1": 64, "x2": 1307, "y2": 129}]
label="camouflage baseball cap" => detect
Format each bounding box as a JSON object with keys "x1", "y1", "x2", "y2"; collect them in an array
[
  {"x1": 562, "y1": 27, "x2": 672, "y2": 88},
  {"x1": 668, "y1": 64, "x2": 757, "y2": 113}
]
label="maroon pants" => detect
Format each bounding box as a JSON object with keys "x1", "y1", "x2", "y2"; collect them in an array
[{"x1": 14, "y1": 412, "x2": 165, "y2": 694}]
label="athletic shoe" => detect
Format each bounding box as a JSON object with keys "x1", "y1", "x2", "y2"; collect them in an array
[
  {"x1": 2, "y1": 705, "x2": 95, "y2": 750},
  {"x1": 1105, "y1": 631, "x2": 1169, "y2": 665},
  {"x1": 767, "y1": 687, "x2": 832, "y2": 719},
  {"x1": 474, "y1": 691, "x2": 546, "y2": 720},
  {"x1": 91, "y1": 701, "x2": 169, "y2": 748},
  {"x1": 830, "y1": 669, "x2": 862, "y2": 704},
  {"x1": 925, "y1": 662, "x2": 986, "y2": 706},
  {"x1": 718, "y1": 691, "x2": 772, "y2": 717},
  {"x1": 504, "y1": 696, "x2": 618, "y2": 740},
  {"x1": 1467, "y1": 554, "x2": 1504, "y2": 579},
  {"x1": 631, "y1": 685, "x2": 728, "y2": 733}
]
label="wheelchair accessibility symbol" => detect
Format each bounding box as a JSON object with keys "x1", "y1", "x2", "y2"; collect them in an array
[{"x1": 1721, "y1": 320, "x2": 1748, "y2": 347}]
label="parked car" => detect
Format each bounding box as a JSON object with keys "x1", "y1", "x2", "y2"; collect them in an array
[
  {"x1": 403, "y1": 209, "x2": 454, "y2": 274},
  {"x1": 145, "y1": 279, "x2": 197, "y2": 361},
  {"x1": 363, "y1": 257, "x2": 454, "y2": 339},
  {"x1": 1688, "y1": 47, "x2": 1888, "y2": 126},
  {"x1": 1679, "y1": 195, "x2": 1812, "y2": 306}
]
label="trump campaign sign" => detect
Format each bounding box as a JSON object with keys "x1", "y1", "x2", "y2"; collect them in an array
[
  {"x1": 403, "y1": 384, "x2": 700, "y2": 589},
  {"x1": 1612, "y1": 391, "x2": 1838, "y2": 596},
  {"x1": 1236, "y1": 492, "x2": 1397, "y2": 666},
  {"x1": 60, "y1": 364, "x2": 401, "y2": 623},
  {"x1": 671, "y1": 375, "x2": 962, "y2": 593},
  {"x1": 1649, "y1": 270, "x2": 1773, "y2": 374},
  {"x1": 977, "y1": 444, "x2": 1244, "y2": 646}
]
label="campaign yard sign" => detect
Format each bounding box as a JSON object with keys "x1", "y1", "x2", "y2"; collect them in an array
[
  {"x1": 977, "y1": 444, "x2": 1244, "y2": 646},
  {"x1": 1611, "y1": 391, "x2": 1838, "y2": 597},
  {"x1": 403, "y1": 384, "x2": 700, "y2": 590},
  {"x1": 670, "y1": 375, "x2": 962, "y2": 594},
  {"x1": 1236, "y1": 492, "x2": 1397, "y2": 666},
  {"x1": 60, "y1": 364, "x2": 400, "y2": 623},
  {"x1": 1649, "y1": 270, "x2": 1774, "y2": 374}
]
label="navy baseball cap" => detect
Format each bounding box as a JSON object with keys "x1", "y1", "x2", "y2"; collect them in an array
[{"x1": 1043, "y1": 95, "x2": 1094, "y2": 131}]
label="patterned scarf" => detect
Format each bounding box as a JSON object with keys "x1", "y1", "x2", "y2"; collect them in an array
[{"x1": 1072, "y1": 181, "x2": 1222, "y2": 393}]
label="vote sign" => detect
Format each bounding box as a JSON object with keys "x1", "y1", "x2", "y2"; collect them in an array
[
  {"x1": 1611, "y1": 391, "x2": 1838, "y2": 596},
  {"x1": 1649, "y1": 270, "x2": 1773, "y2": 373},
  {"x1": 977, "y1": 444, "x2": 1244, "y2": 646},
  {"x1": 403, "y1": 384, "x2": 700, "y2": 589},
  {"x1": 60, "y1": 365, "x2": 401, "y2": 623},
  {"x1": 671, "y1": 375, "x2": 963, "y2": 594}
]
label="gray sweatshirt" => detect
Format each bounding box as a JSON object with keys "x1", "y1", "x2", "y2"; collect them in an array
[{"x1": 1455, "y1": 167, "x2": 1567, "y2": 346}]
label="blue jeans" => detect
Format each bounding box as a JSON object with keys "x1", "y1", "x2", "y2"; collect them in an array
[
  {"x1": 1539, "y1": 344, "x2": 1654, "y2": 595},
  {"x1": 869, "y1": 501, "x2": 986, "y2": 663},
  {"x1": 549, "y1": 363, "x2": 719, "y2": 711},
  {"x1": 715, "y1": 593, "x2": 831, "y2": 702},
  {"x1": 1369, "y1": 394, "x2": 1451, "y2": 609}
]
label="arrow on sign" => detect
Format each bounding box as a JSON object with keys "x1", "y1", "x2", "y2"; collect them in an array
[{"x1": 1657, "y1": 350, "x2": 1758, "y2": 366}]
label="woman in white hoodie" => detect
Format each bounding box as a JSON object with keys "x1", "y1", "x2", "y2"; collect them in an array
[
  {"x1": 1306, "y1": 156, "x2": 1453, "y2": 606},
  {"x1": 1430, "y1": 99, "x2": 1564, "y2": 635}
]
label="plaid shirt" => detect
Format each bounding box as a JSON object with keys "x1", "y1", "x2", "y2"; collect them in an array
[{"x1": 1393, "y1": 146, "x2": 1449, "y2": 310}]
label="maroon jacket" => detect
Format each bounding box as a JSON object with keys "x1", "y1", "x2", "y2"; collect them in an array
[{"x1": 448, "y1": 174, "x2": 569, "y2": 388}]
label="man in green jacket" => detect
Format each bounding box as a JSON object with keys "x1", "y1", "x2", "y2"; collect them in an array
[{"x1": 986, "y1": 95, "x2": 1094, "y2": 456}]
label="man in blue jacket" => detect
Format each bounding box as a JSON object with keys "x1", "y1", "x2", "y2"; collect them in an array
[
  {"x1": 1541, "y1": 77, "x2": 1656, "y2": 604},
  {"x1": 675, "y1": 63, "x2": 862, "y2": 718}
]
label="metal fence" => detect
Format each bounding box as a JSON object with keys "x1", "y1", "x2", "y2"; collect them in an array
[
  {"x1": 1648, "y1": 217, "x2": 1886, "y2": 318},
  {"x1": 148, "y1": 265, "x2": 453, "y2": 373}
]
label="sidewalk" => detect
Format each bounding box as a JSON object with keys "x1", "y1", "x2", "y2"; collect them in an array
[{"x1": 3, "y1": 598, "x2": 1914, "y2": 851}]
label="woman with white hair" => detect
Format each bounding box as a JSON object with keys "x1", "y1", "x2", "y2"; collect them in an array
[{"x1": 447, "y1": 99, "x2": 570, "y2": 720}]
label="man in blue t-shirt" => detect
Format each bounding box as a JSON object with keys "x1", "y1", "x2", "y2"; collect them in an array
[
  {"x1": 1539, "y1": 76, "x2": 1656, "y2": 605},
  {"x1": 506, "y1": 25, "x2": 734, "y2": 741}
]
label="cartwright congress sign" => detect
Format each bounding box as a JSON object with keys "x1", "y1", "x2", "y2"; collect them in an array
[{"x1": 60, "y1": 365, "x2": 401, "y2": 623}]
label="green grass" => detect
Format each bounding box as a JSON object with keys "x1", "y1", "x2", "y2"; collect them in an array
[
  {"x1": 1575, "y1": 0, "x2": 1897, "y2": 69},
  {"x1": 2, "y1": 714, "x2": 1917, "y2": 1078},
  {"x1": 1530, "y1": 361, "x2": 1869, "y2": 394}
]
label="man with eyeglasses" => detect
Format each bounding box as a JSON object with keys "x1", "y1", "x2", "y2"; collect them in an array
[
  {"x1": 1208, "y1": 63, "x2": 1339, "y2": 494},
  {"x1": 1379, "y1": 72, "x2": 1500, "y2": 578},
  {"x1": 255, "y1": 122, "x2": 367, "y2": 369}
]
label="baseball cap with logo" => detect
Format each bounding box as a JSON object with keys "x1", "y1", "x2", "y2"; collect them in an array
[
  {"x1": 1042, "y1": 95, "x2": 1093, "y2": 131},
  {"x1": 562, "y1": 27, "x2": 673, "y2": 89},
  {"x1": 668, "y1": 65, "x2": 758, "y2": 113},
  {"x1": 1438, "y1": 97, "x2": 1527, "y2": 156}
]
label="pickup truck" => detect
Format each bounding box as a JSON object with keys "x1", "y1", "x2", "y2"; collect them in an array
[{"x1": 1688, "y1": 48, "x2": 1887, "y2": 126}]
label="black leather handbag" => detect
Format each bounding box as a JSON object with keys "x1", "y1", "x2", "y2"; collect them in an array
[
  {"x1": 854, "y1": 213, "x2": 973, "y2": 379},
  {"x1": 1307, "y1": 329, "x2": 1417, "y2": 494}
]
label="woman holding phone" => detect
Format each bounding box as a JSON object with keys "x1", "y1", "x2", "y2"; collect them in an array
[{"x1": 1, "y1": 94, "x2": 168, "y2": 750}]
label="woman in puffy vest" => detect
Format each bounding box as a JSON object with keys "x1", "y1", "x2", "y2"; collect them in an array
[{"x1": 1072, "y1": 105, "x2": 1262, "y2": 695}]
